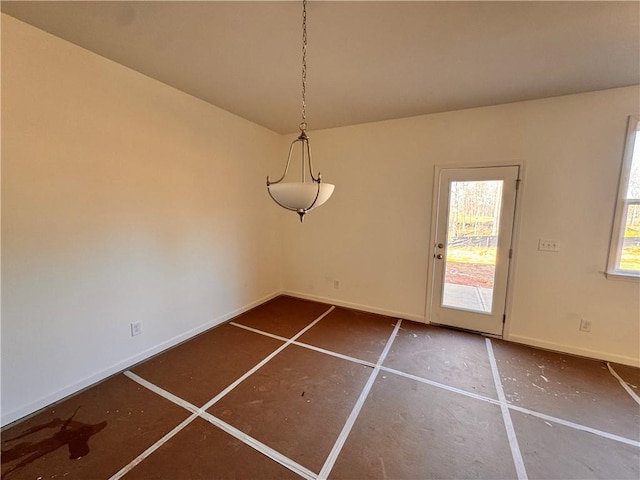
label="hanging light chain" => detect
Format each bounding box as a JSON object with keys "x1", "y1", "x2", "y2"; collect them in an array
[
  {"x1": 300, "y1": 0, "x2": 308, "y2": 132},
  {"x1": 267, "y1": 0, "x2": 334, "y2": 222}
]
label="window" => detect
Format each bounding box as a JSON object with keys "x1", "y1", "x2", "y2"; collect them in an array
[{"x1": 608, "y1": 116, "x2": 640, "y2": 278}]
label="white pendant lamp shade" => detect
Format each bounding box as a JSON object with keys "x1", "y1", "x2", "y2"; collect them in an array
[
  {"x1": 268, "y1": 182, "x2": 335, "y2": 212},
  {"x1": 266, "y1": 0, "x2": 335, "y2": 222},
  {"x1": 267, "y1": 131, "x2": 334, "y2": 222}
]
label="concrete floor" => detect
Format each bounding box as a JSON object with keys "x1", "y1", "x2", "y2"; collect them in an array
[
  {"x1": 2, "y1": 296, "x2": 639, "y2": 479},
  {"x1": 443, "y1": 282, "x2": 493, "y2": 313}
]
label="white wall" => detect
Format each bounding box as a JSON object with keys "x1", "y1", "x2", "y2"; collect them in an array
[
  {"x1": 3, "y1": 12, "x2": 639, "y2": 428},
  {"x1": 282, "y1": 86, "x2": 640, "y2": 367},
  {"x1": 1, "y1": 15, "x2": 284, "y2": 426}
]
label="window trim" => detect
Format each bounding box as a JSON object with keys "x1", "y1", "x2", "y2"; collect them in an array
[{"x1": 606, "y1": 115, "x2": 640, "y2": 280}]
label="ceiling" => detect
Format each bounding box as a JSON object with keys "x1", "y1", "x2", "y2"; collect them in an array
[{"x1": 3, "y1": 1, "x2": 639, "y2": 134}]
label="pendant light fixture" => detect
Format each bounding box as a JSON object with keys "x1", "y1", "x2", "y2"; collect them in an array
[{"x1": 267, "y1": 0, "x2": 335, "y2": 222}]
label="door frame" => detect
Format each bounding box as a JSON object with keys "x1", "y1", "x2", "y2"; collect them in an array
[{"x1": 425, "y1": 162, "x2": 524, "y2": 338}]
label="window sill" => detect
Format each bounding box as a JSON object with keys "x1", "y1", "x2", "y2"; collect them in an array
[{"x1": 605, "y1": 271, "x2": 640, "y2": 282}]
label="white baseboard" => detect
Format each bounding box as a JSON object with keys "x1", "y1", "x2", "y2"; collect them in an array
[
  {"x1": 1, "y1": 291, "x2": 280, "y2": 428},
  {"x1": 7, "y1": 291, "x2": 635, "y2": 427},
  {"x1": 506, "y1": 334, "x2": 640, "y2": 367},
  {"x1": 282, "y1": 290, "x2": 425, "y2": 323},
  {"x1": 285, "y1": 291, "x2": 640, "y2": 367}
]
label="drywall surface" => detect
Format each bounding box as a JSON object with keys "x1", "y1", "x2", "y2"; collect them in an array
[
  {"x1": 282, "y1": 86, "x2": 640, "y2": 366},
  {"x1": 1, "y1": 15, "x2": 283, "y2": 425}
]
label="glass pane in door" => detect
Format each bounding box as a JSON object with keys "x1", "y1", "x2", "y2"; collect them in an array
[{"x1": 442, "y1": 180, "x2": 503, "y2": 313}]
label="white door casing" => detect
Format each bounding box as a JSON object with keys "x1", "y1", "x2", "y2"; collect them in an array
[{"x1": 429, "y1": 165, "x2": 519, "y2": 336}]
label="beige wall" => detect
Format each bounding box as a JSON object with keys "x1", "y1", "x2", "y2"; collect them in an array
[
  {"x1": 1, "y1": 15, "x2": 284, "y2": 425},
  {"x1": 282, "y1": 86, "x2": 640, "y2": 367}
]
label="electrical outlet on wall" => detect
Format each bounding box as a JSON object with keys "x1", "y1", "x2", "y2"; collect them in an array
[
  {"x1": 538, "y1": 239, "x2": 560, "y2": 252},
  {"x1": 579, "y1": 319, "x2": 592, "y2": 332},
  {"x1": 131, "y1": 321, "x2": 142, "y2": 336}
]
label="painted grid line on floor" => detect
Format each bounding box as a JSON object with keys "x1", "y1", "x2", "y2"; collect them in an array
[
  {"x1": 198, "y1": 410, "x2": 316, "y2": 480},
  {"x1": 507, "y1": 403, "x2": 640, "y2": 448},
  {"x1": 231, "y1": 321, "x2": 377, "y2": 368},
  {"x1": 109, "y1": 306, "x2": 335, "y2": 480},
  {"x1": 379, "y1": 365, "x2": 502, "y2": 406},
  {"x1": 233, "y1": 319, "x2": 640, "y2": 449},
  {"x1": 110, "y1": 308, "x2": 640, "y2": 480},
  {"x1": 109, "y1": 413, "x2": 199, "y2": 480},
  {"x1": 486, "y1": 338, "x2": 528, "y2": 480},
  {"x1": 122, "y1": 370, "x2": 316, "y2": 480},
  {"x1": 198, "y1": 306, "x2": 335, "y2": 413},
  {"x1": 607, "y1": 362, "x2": 640, "y2": 406},
  {"x1": 317, "y1": 319, "x2": 403, "y2": 480}
]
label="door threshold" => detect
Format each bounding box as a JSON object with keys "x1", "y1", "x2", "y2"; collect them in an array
[{"x1": 429, "y1": 321, "x2": 503, "y2": 339}]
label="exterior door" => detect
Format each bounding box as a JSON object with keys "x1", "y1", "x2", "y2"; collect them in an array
[{"x1": 430, "y1": 166, "x2": 519, "y2": 336}]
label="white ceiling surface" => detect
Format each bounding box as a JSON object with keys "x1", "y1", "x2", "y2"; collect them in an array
[{"x1": 3, "y1": 1, "x2": 639, "y2": 134}]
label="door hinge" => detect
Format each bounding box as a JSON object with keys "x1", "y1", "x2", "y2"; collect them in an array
[
  {"x1": 509, "y1": 248, "x2": 513, "y2": 259},
  {"x1": 516, "y1": 178, "x2": 521, "y2": 190},
  {"x1": 503, "y1": 314, "x2": 506, "y2": 324}
]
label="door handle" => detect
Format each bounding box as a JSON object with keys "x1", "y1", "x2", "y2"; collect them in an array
[
  {"x1": 436, "y1": 254, "x2": 444, "y2": 259},
  {"x1": 437, "y1": 243, "x2": 444, "y2": 249}
]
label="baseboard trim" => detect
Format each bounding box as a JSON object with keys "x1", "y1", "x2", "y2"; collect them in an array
[
  {"x1": 283, "y1": 291, "x2": 640, "y2": 367},
  {"x1": 8, "y1": 291, "x2": 635, "y2": 426},
  {"x1": 1, "y1": 291, "x2": 281, "y2": 428},
  {"x1": 506, "y1": 334, "x2": 640, "y2": 367},
  {"x1": 282, "y1": 290, "x2": 425, "y2": 323}
]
